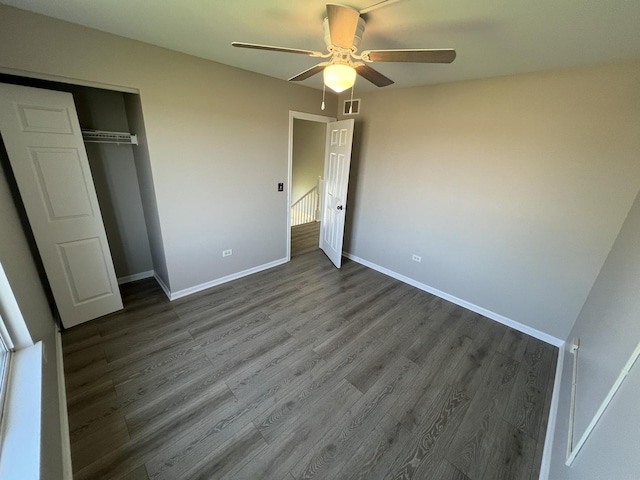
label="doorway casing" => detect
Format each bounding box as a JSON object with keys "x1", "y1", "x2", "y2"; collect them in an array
[{"x1": 287, "y1": 110, "x2": 335, "y2": 261}]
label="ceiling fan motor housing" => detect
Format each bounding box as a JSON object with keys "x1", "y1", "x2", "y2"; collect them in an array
[{"x1": 323, "y1": 16, "x2": 366, "y2": 50}]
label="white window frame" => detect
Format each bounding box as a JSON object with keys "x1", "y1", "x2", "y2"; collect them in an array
[
  {"x1": 0, "y1": 261, "x2": 42, "y2": 480},
  {"x1": 0, "y1": 314, "x2": 14, "y2": 426}
]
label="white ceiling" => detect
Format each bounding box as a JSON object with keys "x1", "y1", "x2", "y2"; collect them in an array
[{"x1": 2, "y1": 0, "x2": 640, "y2": 92}]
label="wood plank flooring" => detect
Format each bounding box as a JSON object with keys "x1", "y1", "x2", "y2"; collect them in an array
[
  {"x1": 291, "y1": 221, "x2": 321, "y2": 257},
  {"x1": 62, "y1": 225, "x2": 557, "y2": 479}
]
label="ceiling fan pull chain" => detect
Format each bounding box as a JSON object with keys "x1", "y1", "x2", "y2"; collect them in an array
[
  {"x1": 321, "y1": 84, "x2": 326, "y2": 111},
  {"x1": 349, "y1": 84, "x2": 355, "y2": 114}
]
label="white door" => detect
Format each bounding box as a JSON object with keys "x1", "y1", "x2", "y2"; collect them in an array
[
  {"x1": 320, "y1": 118, "x2": 355, "y2": 268},
  {"x1": 0, "y1": 83, "x2": 123, "y2": 328}
]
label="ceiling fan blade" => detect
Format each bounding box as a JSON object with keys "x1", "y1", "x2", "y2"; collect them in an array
[
  {"x1": 355, "y1": 63, "x2": 394, "y2": 87},
  {"x1": 326, "y1": 4, "x2": 360, "y2": 48},
  {"x1": 232, "y1": 42, "x2": 324, "y2": 57},
  {"x1": 361, "y1": 49, "x2": 457, "y2": 63},
  {"x1": 288, "y1": 63, "x2": 330, "y2": 82},
  {"x1": 359, "y1": 0, "x2": 403, "y2": 14}
]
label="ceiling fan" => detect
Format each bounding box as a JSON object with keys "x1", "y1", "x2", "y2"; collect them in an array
[{"x1": 232, "y1": 3, "x2": 456, "y2": 93}]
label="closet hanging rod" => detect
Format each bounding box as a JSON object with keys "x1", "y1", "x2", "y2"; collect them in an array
[{"x1": 82, "y1": 129, "x2": 138, "y2": 145}]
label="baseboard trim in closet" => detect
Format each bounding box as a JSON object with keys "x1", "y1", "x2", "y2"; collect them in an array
[
  {"x1": 343, "y1": 252, "x2": 564, "y2": 347},
  {"x1": 117, "y1": 270, "x2": 154, "y2": 285}
]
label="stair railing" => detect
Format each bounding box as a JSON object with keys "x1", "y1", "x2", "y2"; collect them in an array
[{"x1": 291, "y1": 176, "x2": 322, "y2": 227}]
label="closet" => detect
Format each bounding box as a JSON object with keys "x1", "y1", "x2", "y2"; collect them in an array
[{"x1": 0, "y1": 73, "x2": 158, "y2": 326}]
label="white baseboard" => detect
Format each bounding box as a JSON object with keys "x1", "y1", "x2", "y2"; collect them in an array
[
  {"x1": 153, "y1": 272, "x2": 172, "y2": 300},
  {"x1": 55, "y1": 329, "x2": 73, "y2": 480},
  {"x1": 117, "y1": 270, "x2": 154, "y2": 285},
  {"x1": 539, "y1": 341, "x2": 566, "y2": 479},
  {"x1": 343, "y1": 253, "x2": 564, "y2": 347},
  {"x1": 168, "y1": 257, "x2": 289, "y2": 301}
]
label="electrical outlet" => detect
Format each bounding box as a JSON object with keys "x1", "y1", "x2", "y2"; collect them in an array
[
  {"x1": 222, "y1": 249, "x2": 232, "y2": 257},
  {"x1": 412, "y1": 254, "x2": 422, "y2": 263}
]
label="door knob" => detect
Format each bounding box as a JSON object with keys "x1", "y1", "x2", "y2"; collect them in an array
[{"x1": 337, "y1": 205, "x2": 343, "y2": 210}]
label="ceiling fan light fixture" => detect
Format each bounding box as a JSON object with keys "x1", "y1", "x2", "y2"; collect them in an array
[{"x1": 323, "y1": 64, "x2": 356, "y2": 93}]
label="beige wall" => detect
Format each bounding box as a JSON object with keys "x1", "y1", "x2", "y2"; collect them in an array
[
  {"x1": 0, "y1": 4, "x2": 336, "y2": 293},
  {"x1": 340, "y1": 62, "x2": 640, "y2": 339},
  {"x1": 292, "y1": 119, "x2": 325, "y2": 204}
]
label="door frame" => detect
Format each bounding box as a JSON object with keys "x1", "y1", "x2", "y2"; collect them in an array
[
  {"x1": 0, "y1": 65, "x2": 140, "y2": 94},
  {"x1": 286, "y1": 110, "x2": 335, "y2": 261}
]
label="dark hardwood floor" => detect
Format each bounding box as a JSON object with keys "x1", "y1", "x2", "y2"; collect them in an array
[
  {"x1": 291, "y1": 221, "x2": 321, "y2": 257},
  {"x1": 62, "y1": 222, "x2": 557, "y2": 479}
]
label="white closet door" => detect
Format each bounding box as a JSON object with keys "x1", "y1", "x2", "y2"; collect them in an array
[{"x1": 0, "y1": 83, "x2": 123, "y2": 328}]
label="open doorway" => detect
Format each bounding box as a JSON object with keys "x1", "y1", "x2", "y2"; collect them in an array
[{"x1": 287, "y1": 111, "x2": 335, "y2": 259}]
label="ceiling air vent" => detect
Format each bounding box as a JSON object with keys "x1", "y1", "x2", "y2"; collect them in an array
[{"x1": 343, "y1": 99, "x2": 360, "y2": 115}]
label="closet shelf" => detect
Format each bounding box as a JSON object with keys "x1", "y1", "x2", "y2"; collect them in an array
[{"x1": 82, "y1": 129, "x2": 138, "y2": 145}]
